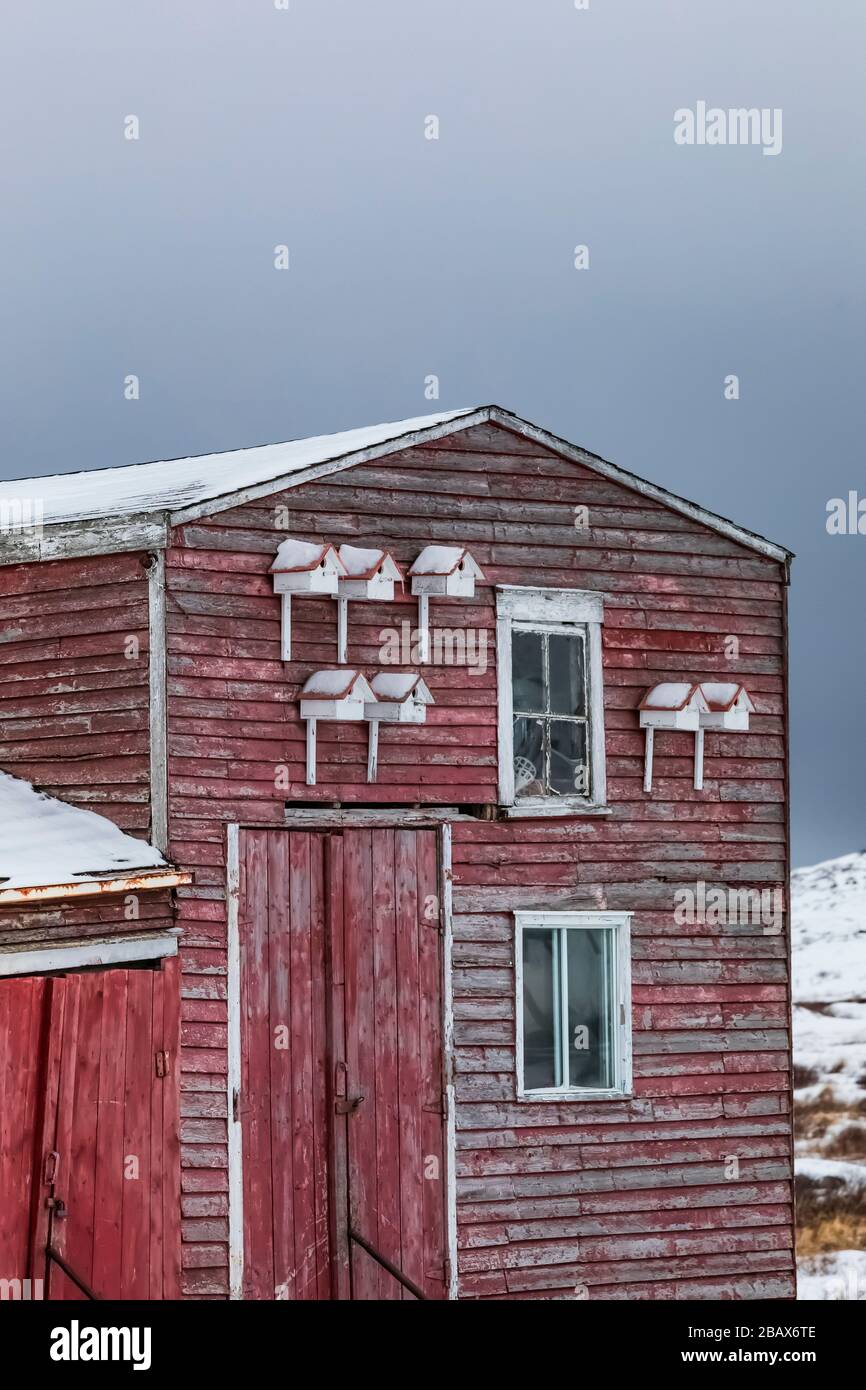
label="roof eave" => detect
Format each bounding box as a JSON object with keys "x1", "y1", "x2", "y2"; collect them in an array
[{"x1": 0, "y1": 867, "x2": 192, "y2": 906}]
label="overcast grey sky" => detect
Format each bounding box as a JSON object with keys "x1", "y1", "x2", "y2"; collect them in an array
[{"x1": 1, "y1": 1, "x2": 863, "y2": 866}]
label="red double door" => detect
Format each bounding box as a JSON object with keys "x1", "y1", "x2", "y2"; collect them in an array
[
  {"x1": 0, "y1": 961, "x2": 180, "y2": 1301},
  {"x1": 239, "y1": 826, "x2": 448, "y2": 1300}
]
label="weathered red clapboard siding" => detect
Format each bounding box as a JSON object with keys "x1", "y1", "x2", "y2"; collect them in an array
[
  {"x1": 0, "y1": 553, "x2": 153, "y2": 833},
  {"x1": 162, "y1": 421, "x2": 792, "y2": 1298},
  {"x1": 0, "y1": 891, "x2": 175, "y2": 948}
]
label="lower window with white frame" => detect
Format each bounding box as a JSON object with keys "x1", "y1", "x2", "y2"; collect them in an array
[{"x1": 515, "y1": 910, "x2": 632, "y2": 1099}]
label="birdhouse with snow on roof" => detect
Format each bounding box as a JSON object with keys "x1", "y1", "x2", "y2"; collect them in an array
[
  {"x1": 334, "y1": 545, "x2": 404, "y2": 663},
  {"x1": 638, "y1": 682, "x2": 711, "y2": 794},
  {"x1": 408, "y1": 545, "x2": 484, "y2": 662},
  {"x1": 363, "y1": 672, "x2": 435, "y2": 783},
  {"x1": 698, "y1": 682, "x2": 755, "y2": 731},
  {"x1": 269, "y1": 538, "x2": 347, "y2": 661},
  {"x1": 299, "y1": 669, "x2": 377, "y2": 787}
]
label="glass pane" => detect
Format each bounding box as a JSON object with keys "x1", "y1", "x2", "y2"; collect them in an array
[
  {"x1": 565, "y1": 928, "x2": 615, "y2": 1089},
  {"x1": 549, "y1": 720, "x2": 589, "y2": 797},
  {"x1": 513, "y1": 717, "x2": 544, "y2": 799},
  {"x1": 522, "y1": 928, "x2": 560, "y2": 1090},
  {"x1": 548, "y1": 633, "x2": 586, "y2": 716},
  {"x1": 512, "y1": 631, "x2": 545, "y2": 713}
]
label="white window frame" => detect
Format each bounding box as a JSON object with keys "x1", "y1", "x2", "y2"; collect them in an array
[
  {"x1": 515, "y1": 910, "x2": 632, "y2": 1101},
  {"x1": 496, "y1": 586, "x2": 608, "y2": 816}
]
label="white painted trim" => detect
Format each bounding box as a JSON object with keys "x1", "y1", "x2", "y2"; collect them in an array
[
  {"x1": 496, "y1": 586, "x2": 609, "y2": 813},
  {"x1": 0, "y1": 869, "x2": 190, "y2": 905},
  {"x1": 226, "y1": 824, "x2": 244, "y2": 1300},
  {"x1": 306, "y1": 718, "x2": 317, "y2": 786},
  {"x1": 694, "y1": 726, "x2": 705, "y2": 791},
  {"x1": 441, "y1": 822, "x2": 459, "y2": 1300},
  {"x1": 514, "y1": 910, "x2": 632, "y2": 1102},
  {"x1": 148, "y1": 551, "x2": 169, "y2": 853},
  {"x1": 496, "y1": 585, "x2": 605, "y2": 625},
  {"x1": 0, "y1": 932, "x2": 177, "y2": 977},
  {"x1": 336, "y1": 596, "x2": 348, "y2": 664}
]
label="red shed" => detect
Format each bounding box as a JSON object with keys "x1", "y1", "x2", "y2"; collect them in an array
[{"x1": 0, "y1": 405, "x2": 794, "y2": 1301}]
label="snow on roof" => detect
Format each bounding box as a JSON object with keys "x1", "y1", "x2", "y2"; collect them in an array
[
  {"x1": 0, "y1": 405, "x2": 793, "y2": 564},
  {"x1": 270, "y1": 538, "x2": 343, "y2": 574},
  {"x1": 0, "y1": 770, "x2": 167, "y2": 891},
  {"x1": 639, "y1": 682, "x2": 707, "y2": 712},
  {"x1": 0, "y1": 409, "x2": 475, "y2": 529},
  {"x1": 369, "y1": 672, "x2": 434, "y2": 703},
  {"x1": 300, "y1": 670, "x2": 376, "y2": 701},
  {"x1": 337, "y1": 545, "x2": 403, "y2": 581},
  {"x1": 408, "y1": 545, "x2": 483, "y2": 578},
  {"x1": 699, "y1": 682, "x2": 754, "y2": 712}
]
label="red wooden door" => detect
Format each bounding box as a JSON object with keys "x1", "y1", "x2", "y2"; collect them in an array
[
  {"x1": 239, "y1": 826, "x2": 448, "y2": 1301},
  {"x1": 0, "y1": 961, "x2": 180, "y2": 1301}
]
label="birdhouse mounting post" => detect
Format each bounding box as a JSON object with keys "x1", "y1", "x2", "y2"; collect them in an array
[
  {"x1": 643, "y1": 726, "x2": 654, "y2": 794},
  {"x1": 694, "y1": 727, "x2": 705, "y2": 791},
  {"x1": 367, "y1": 720, "x2": 379, "y2": 783},
  {"x1": 281, "y1": 593, "x2": 292, "y2": 661},
  {"x1": 417, "y1": 594, "x2": 430, "y2": 663},
  {"x1": 337, "y1": 597, "x2": 348, "y2": 665},
  {"x1": 306, "y1": 718, "x2": 317, "y2": 787}
]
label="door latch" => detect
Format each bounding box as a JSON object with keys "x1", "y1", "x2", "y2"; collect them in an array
[{"x1": 334, "y1": 1094, "x2": 365, "y2": 1115}]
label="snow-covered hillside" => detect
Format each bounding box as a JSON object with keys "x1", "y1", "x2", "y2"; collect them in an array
[{"x1": 793, "y1": 852, "x2": 866, "y2": 1300}]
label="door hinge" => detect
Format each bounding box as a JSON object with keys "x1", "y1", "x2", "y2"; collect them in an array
[
  {"x1": 155, "y1": 1049, "x2": 170, "y2": 1078},
  {"x1": 232, "y1": 1087, "x2": 240, "y2": 1124}
]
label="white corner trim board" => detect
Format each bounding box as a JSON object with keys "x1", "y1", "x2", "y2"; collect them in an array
[
  {"x1": 0, "y1": 932, "x2": 177, "y2": 978},
  {"x1": 148, "y1": 551, "x2": 169, "y2": 853}
]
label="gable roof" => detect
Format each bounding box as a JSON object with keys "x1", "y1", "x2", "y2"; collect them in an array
[
  {"x1": 0, "y1": 404, "x2": 792, "y2": 565},
  {"x1": 0, "y1": 769, "x2": 189, "y2": 902}
]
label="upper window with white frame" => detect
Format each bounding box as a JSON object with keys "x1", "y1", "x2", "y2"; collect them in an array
[
  {"x1": 516, "y1": 910, "x2": 632, "y2": 1100},
  {"x1": 496, "y1": 587, "x2": 607, "y2": 812}
]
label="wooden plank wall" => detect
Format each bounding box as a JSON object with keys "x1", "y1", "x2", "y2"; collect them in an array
[
  {"x1": 0, "y1": 553, "x2": 153, "y2": 834},
  {"x1": 0, "y1": 892, "x2": 176, "y2": 950},
  {"x1": 158, "y1": 420, "x2": 791, "y2": 1298}
]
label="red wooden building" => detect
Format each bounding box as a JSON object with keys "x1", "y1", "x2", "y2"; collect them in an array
[{"x1": 0, "y1": 405, "x2": 795, "y2": 1301}]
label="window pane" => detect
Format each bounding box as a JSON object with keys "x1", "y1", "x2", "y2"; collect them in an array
[
  {"x1": 522, "y1": 929, "x2": 560, "y2": 1090},
  {"x1": 549, "y1": 720, "x2": 589, "y2": 797},
  {"x1": 513, "y1": 717, "x2": 544, "y2": 798},
  {"x1": 565, "y1": 928, "x2": 615, "y2": 1089},
  {"x1": 512, "y1": 631, "x2": 545, "y2": 713},
  {"x1": 548, "y1": 633, "x2": 586, "y2": 716}
]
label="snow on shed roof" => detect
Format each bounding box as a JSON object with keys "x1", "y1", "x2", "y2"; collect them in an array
[
  {"x1": 0, "y1": 405, "x2": 792, "y2": 564},
  {"x1": 0, "y1": 770, "x2": 181, "y2": 898},
  {"x1": 0, "y1": 409, "x2": 475, "y2": 530}
]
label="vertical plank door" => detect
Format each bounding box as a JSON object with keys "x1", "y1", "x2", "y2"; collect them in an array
[
  {"x1": 239, "y1": 826, "x2": 448, "y2": 1300},
  {"x1": 0, "y1": 961, "x2": 180, "y2": 1302}
]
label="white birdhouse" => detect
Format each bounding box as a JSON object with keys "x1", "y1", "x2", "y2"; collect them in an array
[
  {"x1": 334, "y1": 545, "x2": 405, "y2": 663},
  {"x1": 408, "y1": 545, "x2": 484, "y2": 662},
  {"x1": 638, "y1": 682, "x2": 711, "y2": 793},
  {"x1": 299, "y1": 669, "x2": 377, "y2": 786},
  {"x1": 270, "y1": 539, "x2": 347, "y2": 661},
  {"x1": 697, "y1": 682, "x2": 755, "y2": 731},
  {"x1": 409, "y1": 545, "x2": 483, "y2": 598},
  {"x1": 363, "y1": 672, "x2": 434, "y2": 783}
]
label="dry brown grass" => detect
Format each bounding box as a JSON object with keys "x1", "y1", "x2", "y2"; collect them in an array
[
  {"x1": 823, "y1": 1124, "x2": 866, "y2": 1160},
  {"x1": 795, "y1": 1169, "x2": 866, "y2": 1256}
]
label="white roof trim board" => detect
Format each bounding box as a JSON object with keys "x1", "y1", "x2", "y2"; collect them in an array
[
  {"x1": 0, "y1": 404, "x2": 792, "y2": 564},
  {"x1": 0, "y1": 769, "x2": 187, "y2": 899}
]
